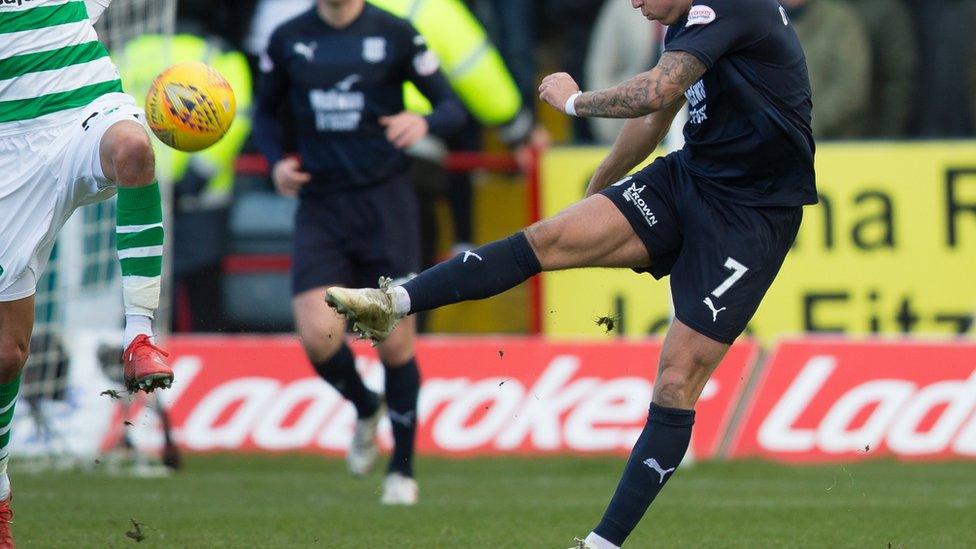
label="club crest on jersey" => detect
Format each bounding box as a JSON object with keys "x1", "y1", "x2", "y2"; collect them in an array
[
  {"x1": 686, "y1": 5, "x2": 716, "y2": 27},
  {"x1": 363, "y1": 37, "x2": 387, "y2": 63}
]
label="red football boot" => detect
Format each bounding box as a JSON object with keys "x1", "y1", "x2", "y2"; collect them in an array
[
  {"x1": 122, "y1": 334, "x2": 174, "y2": 393},
  {"x1": 0, "y1": 495, "x2": 13, "y2": 549}
]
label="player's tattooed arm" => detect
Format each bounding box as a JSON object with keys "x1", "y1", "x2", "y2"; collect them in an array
[
  {"x1": 585, "y1": 98, "x2": 685, "y2": 196},
  {"x1": 575, "y1": 52, "x2": 706, "y2": 119}
]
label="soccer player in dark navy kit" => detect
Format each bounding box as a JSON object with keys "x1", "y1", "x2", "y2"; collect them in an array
[
  {"x1": 328, "y1": 0, "x2": 814, "y2": 542},
  {"x1": 253, "y1": 0, "x2": 464, "y2": 505}
]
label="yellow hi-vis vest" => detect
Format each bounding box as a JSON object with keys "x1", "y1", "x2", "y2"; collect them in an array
[
  {"x1": 368, "y1": 0, "x2": 521, "y2": 127},
  {"x1": 118, "y1": 34, "x2": 253, "y2": 203}
]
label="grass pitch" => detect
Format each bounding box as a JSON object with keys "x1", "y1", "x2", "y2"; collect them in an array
[{"x1": 12, "y1": 455, "x2": 976, "y2": 547}]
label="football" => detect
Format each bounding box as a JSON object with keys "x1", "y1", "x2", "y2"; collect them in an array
[{"x1": 145, "y1": 61, "x2": 236, "y2": 152}]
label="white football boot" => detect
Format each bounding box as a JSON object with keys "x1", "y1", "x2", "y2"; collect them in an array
[
  {"x1": 326, "y1": 277, "x2": 404, "y2": 344},
  {"x1": 570, "y1": 533, "x2": 618, "y2": 549},
  {"x1": 347, "y1": 401, "x2": 385, "y2": 477},
  {"x1": 380, "y1": 472, "x2": 418, "y2": 505}
]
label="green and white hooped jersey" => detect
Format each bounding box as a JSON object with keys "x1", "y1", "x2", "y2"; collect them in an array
[{"x1": 0, "y1": 0, "x2": 120, "y2": 136}]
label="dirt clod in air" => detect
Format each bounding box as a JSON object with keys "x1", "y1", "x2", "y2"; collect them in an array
[
  {"x1": 596, "y1": 315, "x2": 619, "y2": 333},
  {"x1": 126, "y1": 519, "x2": 146, "y2": 542}
]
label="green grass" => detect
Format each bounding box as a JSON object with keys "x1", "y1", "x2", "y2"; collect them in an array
[{"x1": 11, "y1": 455, "x2": 976, "y2": 547}]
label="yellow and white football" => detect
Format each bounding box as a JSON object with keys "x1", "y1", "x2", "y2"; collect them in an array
[{"x1": 145, "y1": 61, "x2": 236, "y2": 152}]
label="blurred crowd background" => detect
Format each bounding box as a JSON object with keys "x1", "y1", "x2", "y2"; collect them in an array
[{"x1": 154, "y1": 0, "x2": 976, "y2": 334}]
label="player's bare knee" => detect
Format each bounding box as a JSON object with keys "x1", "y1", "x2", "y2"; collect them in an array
[
  {"x1": 378, "y1": 323, "x2": 415, "y2": 366},
  {"x1": 653, "y1": 377, "x2": 694, "y2": 409},
  {"x1": 524, "y1": 218, "x2": 565, "y2": 261},
  {"x1": 378, "y1": 340, "x2": 414, "y2": 367},
  {"x1": 300, "y1": 332, "x2": 344, "y2": 364},
  {"x1": 109, "y1": 128, "x2": 155, "y2": 187},
  {"x1": 653, "y1": 356, "x2": 712, "y2": 409},
  {"x1": 0, "y1": 339, "x2": 29, "y2": 382}
]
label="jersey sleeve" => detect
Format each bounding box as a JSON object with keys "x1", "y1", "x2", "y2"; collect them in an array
[
  {"x1": 400, "y1": 24, "x2": 466, "y2": 138},
  {"x1": 85, "y1": 0, "x2": 111, "y2": 23},
  {"x1": 253, "y1": 29, "x2": 291, "y2": 168},
  {"x1": 665, "y1": 1, "x2": 770, "y2": 68}
]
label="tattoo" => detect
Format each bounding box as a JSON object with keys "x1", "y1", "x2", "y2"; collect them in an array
[{"x1": 575, "y1": 51, "x2": 707, "y2": 118}]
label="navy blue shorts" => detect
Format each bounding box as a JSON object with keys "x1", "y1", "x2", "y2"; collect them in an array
[
  {"x1": 292, "y1": 175, "x2": 420, "y2": 295},
  {"x1": 601, "y1": 155, "x2": 802, "y2": 344}
]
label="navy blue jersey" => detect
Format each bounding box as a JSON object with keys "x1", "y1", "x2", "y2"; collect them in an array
[
  {"x1": 254, "y1": 4, "x2": 465, "y2": 193},
  {"x1": 665, "y1": 0, "x2": 816, "y2": 207}
]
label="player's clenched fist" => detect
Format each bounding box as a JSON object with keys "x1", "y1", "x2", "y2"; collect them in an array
[
  {"x1": 380, "y1": 112, "x2": 430, "y2": 149},
  {"x1": 272, "y1": 157, "x2": 311, "y2": 197},
  {"x1": 539, "y1": 72, "x2": 582, "y2": 115}
]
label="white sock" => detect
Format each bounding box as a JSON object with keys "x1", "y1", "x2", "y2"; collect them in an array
[
  {"x1": 585, "y1": 532, "x2": 620, "y2": 549},
  {"x1": 0, "y1": 474, "x2": 9, "y2": 501},
  {"x1": 123, "y1": 314, "x2": 154, "y2": 348},
  {"x1": 391, "y1": 286, "x2": 411, "y2": 316}
]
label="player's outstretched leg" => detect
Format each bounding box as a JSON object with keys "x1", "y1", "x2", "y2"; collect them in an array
[
  {"x1": 326, "y1": 195, "x2": 649, "y2": 342},
  {"x1": 100, "y1": 121, "x2": 173, "y2": 393},
  {"x1": 294, "y1": 288, "x2": 383, "y2": 477},
  {"x1": 0, "y1": 296, "x2": 34, "y2": 547},
  {"x1": 377, "y1": 317, "x2": 421, "y2": 505},
  {"x1": 578, "y1": 320, "x2": 729, "y2": 549}
]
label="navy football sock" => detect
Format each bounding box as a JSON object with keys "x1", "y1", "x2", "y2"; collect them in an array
[
  {"x1": 402, "y1": 232, "x2": 541, "y2": 314},
  {"x1": 313, "y1": 344, "x2": 379, "y2": 418},
  {"x1": 593, "y1": 403, "x2": 695, "y2": 546},
  {"x1": 384, "y1": 358, "x2": 420, "y2": 477}
]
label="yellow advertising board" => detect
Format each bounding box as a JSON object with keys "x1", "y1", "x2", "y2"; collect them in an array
[{"x1": 540, "y1": 143, "x2": 976, "y2": 342}]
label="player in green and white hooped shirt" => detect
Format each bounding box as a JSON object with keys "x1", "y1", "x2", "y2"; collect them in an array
[{"x1": 0, "y1": 1, "x2": 175, "y2": 539}]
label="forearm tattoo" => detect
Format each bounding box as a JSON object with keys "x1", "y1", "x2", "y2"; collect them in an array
[{"x1": 575, "y1": 51, "x2": 707, "y2": 118}]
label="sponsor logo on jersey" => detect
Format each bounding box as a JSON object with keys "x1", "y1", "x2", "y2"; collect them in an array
[
  {"x1": 685, "y1": 80, "x2": 708, "y2": 124},
  {"x1": 309, "y1": 74, "x2": 365, "y2": 132},
  {"x1": 363, "y1": 37, "x2": 386, "y2": 63},
  {"x1": 686, "y1": 5, "x2": 717, "y2": 27},
  {"x1": 622, "y1": 182, "x2": 658, "y2": 228}
]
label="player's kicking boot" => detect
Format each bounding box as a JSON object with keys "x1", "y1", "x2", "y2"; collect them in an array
[
  {"x1": 325, "y1": 278, "x2": 403, "y2": 343},
  {"x1": 348, "y1": 400, "x2": 385, "y2": 476},
  {"x1": 568, "y1": 534, "x2": 617, "y2": 549},
  {"x1": 0, "y1": 495, "x2": 12, "y2": 549},
  {"x1": 122, "y1": 334, "x2": 174, "y2": 393},
  {"x1": 380, "y1": 472, "x2": 418, "y2": 506}
]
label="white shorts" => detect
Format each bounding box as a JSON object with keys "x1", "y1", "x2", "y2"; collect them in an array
[{"x1": 0, "y1": 93, "x2": 147, "y2": 302}]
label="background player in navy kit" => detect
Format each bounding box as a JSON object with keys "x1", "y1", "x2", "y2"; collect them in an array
[
  {"x1": 253, "y1": 0, "x2": 464, "y2": 505},
  {"x1": 326, "y1": 0, "x2": 815, "y2": 544}
]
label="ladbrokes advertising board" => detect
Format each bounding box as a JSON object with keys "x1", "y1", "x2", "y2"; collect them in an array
[
  {"x1": 540, "y1": 143, "x2": 976, "y2": 342},
  {"x1": 730, "y1": 340, "x2": 976, "y2": 461},
  {"x1": 106, "y1": 337, "x2": 976, "y2": 462},
  {"x1": 114, "y1": 337, "x2": 757, "y2": 459}
]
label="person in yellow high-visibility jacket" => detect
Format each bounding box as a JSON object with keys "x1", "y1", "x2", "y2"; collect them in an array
[
  {"x1": 119, "y1": 34, "x2": 253, "y2": 330},
  {"x1": 369, "y1": 0, "x2": 530, "y2": 142},
  {"x1": 369, "y1": 0, "x2": 534, "y2": 261}
]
